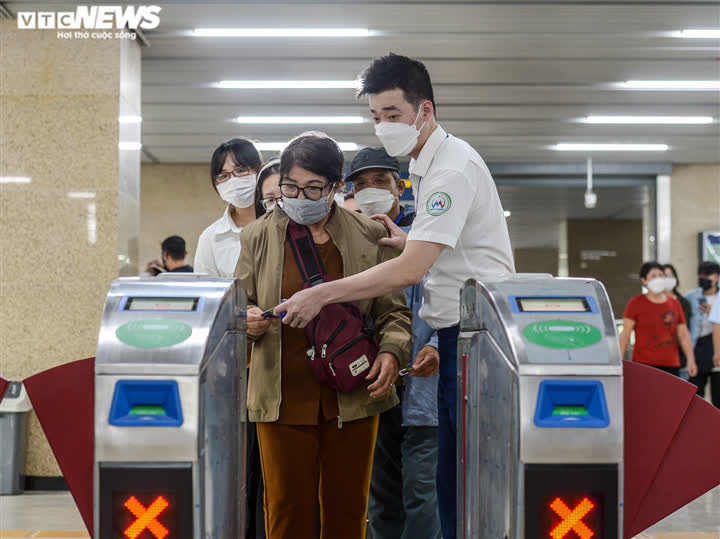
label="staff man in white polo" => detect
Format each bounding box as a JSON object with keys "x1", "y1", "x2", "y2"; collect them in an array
[{"x1": 275, "y1": 53, "x2": 515, "y2": 538}]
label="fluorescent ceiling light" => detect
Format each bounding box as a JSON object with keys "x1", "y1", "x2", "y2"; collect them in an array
[
  {"x1": 67, "y1": 192, "x2": 96, "y2": 199},
  {"x1": 620, "y1": 80, "x2": 720, "y2": 90},
  {"x1": 119, "y1": 142, "x2": 142, "y2": 150},
  {"x1": 193, "y1": 28, "x2": 370, "y2": 37},
  {"x1": 256, "y1": 142, "x2": 359, "y2": 152},
  {"x1": 579, "y1": 115, "x2": 714, "y2": 124},
  {"x1": 675, "y1": 29, "x2": 720, "y2": 39},
  {"x1": 216, "y1": 80, "x2": 359, "y2": 89},
  {"x1": 504, "y1": 211, "x2": 512, "y2": 218},
  {"x1": 235, "y1": 116, "x2": 366, "y2": 124},
  {"x1": 0, "y1": 176, "x2": 31, "y2": 183},
  {"x1": 552, "y1": 143, "x2": 669, "y2": 152},
  {"x1": 119, "y1": 115, "x2": 142, "y2": 124}
]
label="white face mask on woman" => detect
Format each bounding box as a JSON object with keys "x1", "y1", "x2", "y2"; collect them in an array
[
  {"x1": 216, "y1": 174, "x2": 256, "y2": 208},
  {"x1": 663, "y1": 276, "x2": 677, "y2": 292},
  {"x1": 374, "y1": 107, "x2": 426, "y2": 157},
  {"x1": 646, "y1": 277, "x2": 667, "y2": 294},
  {"x1": 354, "y1": 188, "x2": 396, "y2": 216}
]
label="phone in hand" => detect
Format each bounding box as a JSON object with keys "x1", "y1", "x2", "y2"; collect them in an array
[
  {"x1": 699, "y1": 297, "x2": 708, "y2": 306},
  {"x1": 261, "y1": 300, "x2": 287, "y2": 319}
]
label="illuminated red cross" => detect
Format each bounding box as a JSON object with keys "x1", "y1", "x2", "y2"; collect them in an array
[
  {"x1": 549, "y1": 497, "x2": 595, "y2": 539},
  {"x1": 124, "y1": 495, "x2": 170, "y2": 539}
]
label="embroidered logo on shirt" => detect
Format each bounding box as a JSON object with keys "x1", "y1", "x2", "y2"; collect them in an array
[{"x1": 426, "y1": 192, "x2": 452, "y2": 216}]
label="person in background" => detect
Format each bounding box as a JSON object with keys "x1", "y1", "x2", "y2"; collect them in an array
[
  {"x1": 685, "y1": 261, "x2": 720, "y2": 407},
  {"x1": 255, "y1": 157, "x2": 282, "y2": 218},
  {"x1": 195, "y1": 138, "x2": 262, "y2": 277},
  {"x1": 142, "y1": 235, "x2": 193, "y2": 275},
  {"x1": 708, "y1": 295, "x2": 720, "y2": 396},
  {"x1": 342, "y1": 192, "x2": 362, "y2": 213},
  {"x1": 619, "y1": 261, "x2": 697, "y2": 378},
  {"x1": 347, "y1": 147, "x2": 441, "y2": 539},
  {"x1": 235, "y1": 134, "x2": 412, "y2": 539},
  {"x1": 663, "y1": 264, "x2": 692, "y2": 376}
]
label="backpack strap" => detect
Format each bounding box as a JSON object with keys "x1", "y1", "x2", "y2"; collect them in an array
[{"x1": 287, "y1": 220, "x2": 326, "y2": 287}]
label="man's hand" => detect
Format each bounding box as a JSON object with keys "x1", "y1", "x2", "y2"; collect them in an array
[
  {"x1": 366, "y1": 352, "x2": 399, "y2": 399},
  {"x1": 274, "y1": 287, "x2": 326, "y2": 328},
  {"x1": 371, "y1": 214, "x2": 408, "y2": 251},
  {"x1": 700, "y1": 302, "x2": 712, "y2": 315},
  {"x1": 687, "y1": 358, "x2": 699, "y2": 378},
  {"x1": 247, "y1": 307, "x2": 272, "y2": 338},
  {"x1": 411, "y1": 345, "x2": 440, "y2": 378}
]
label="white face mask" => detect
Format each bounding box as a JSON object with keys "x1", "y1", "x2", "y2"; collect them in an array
[
  {"x1": 646, "y1": 277, "x2": 667, "y2": 294},
  {"x1": 664, "y1": 276, "x2": 677, "y2": 291},
  {"x1": 216, "y1": 174, "x2": 256, "y2": 208},
  {"x1": 374, "y1": 107, "x2": 426, "y2": 157},
  {"x1": 334, "y1": 192, "x2": 346, "y2": 207},
  {"x1": 354, "y1": 188, "x2": 396, "y2": 216}
]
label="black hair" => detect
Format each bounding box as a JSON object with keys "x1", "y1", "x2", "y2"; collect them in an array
[
  {"x1": 209, "y1": 138, "x2": 263, "y2": 194},
  {"x1": 161, "y1": 235, "x2": 186, "y2": 261},
  {"x1": 662, "y1": 263, "x2": 682, "y2": 295},
  {"x1": 255, "y1": 157, "x2": 281, "y2": 218},
  {"x1": 698, "y1": 261, "x2": 720, "y2": 276},
  {"x1": 280, "y1": 134, "x2": 344, "y2": 186},
  {"x1": 358, "y1": 53, "x2": 436, "y2": 114},
  {"x1": 639, "y1": 261, "x2": 664, "y2": 280}
]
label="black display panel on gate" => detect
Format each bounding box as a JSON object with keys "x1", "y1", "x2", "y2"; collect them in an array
[
  {"x1": 99, "y1": 464, "x2": 193, "y2": 539},
  {"x1": 524, "y1": 464, "x2": 618, "y2": 539}
]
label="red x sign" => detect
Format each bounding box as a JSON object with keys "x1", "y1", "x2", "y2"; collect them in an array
[
  {"x1": 123, "y1": 495, "x2": 170, "y2": 539},
  {"x1": 549, "y1": 497, "x2": 595, "y2": 539}
]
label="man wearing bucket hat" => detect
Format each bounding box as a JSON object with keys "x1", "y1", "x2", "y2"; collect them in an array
[{"x1": 348, "y1": 147, "x2": 442, "y2": 539}]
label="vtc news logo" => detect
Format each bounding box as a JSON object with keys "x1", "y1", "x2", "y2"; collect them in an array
[{"x1": 17, "y1": 5, "x2": 161, "y2": 30}]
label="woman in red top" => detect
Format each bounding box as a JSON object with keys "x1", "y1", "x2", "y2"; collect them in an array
[{"x1": 620, "y1": 261, "x2": 698, "y2": 377}]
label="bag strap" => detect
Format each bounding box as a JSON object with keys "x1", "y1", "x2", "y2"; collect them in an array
[{"x1": 287, "y1": 220, "x2": 326, "y2": 287}]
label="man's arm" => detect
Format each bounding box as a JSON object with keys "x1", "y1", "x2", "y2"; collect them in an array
[
  {"x1": 713, "y1": 323, "x2": 720, "y2": 367},
  {"x1": 275, "y1": 239, "x2": 446, "y2": 328}
]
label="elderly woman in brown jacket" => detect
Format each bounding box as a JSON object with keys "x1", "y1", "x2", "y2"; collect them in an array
[{"x1": 235, "y1": 134, "x2": 412, "y2": 539}]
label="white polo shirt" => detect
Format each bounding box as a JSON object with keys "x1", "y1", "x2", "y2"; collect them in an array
[
  {"x1": 194, "y1": 205, "x2": 244, "y2": 278},
  {"x1": 407, "y1": 125, "x2": 515, "y2": 329},
  {"x1": 709, "y1": 293, "x2": 720, "y2": 325}
]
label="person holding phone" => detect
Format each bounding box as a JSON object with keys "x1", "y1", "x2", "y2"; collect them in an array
[
  {"x1": 685, "y1": 261, "x2": 720, "y2": 407},
  {"x1": 235, "y1": 133, "x2": 412, "y2": 539}
]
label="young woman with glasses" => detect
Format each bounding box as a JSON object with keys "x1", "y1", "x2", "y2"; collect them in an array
[{"x1": 194, "y1": 138, "x2": 262, "y2": 277}]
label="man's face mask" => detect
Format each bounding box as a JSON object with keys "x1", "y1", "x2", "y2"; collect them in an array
[{"x1": 374, "y1": 107, "x2": 426, "y2": 157}]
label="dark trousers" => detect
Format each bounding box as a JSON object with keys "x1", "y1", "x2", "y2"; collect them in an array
[
  {"x1": 246, "y1": 421, "x2": 266, "y2": 538},
  {"x1": 689, "y1": 334, "x2": 720, "y2": 409},
  {"x1": 367, "y1": 386, "x2": 441, "y2": 539},
  {"x1": 437, "y1": 325, "x2": 460, "y2": 539}
]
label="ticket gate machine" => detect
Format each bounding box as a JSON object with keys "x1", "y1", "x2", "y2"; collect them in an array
[
  {"x1": 94, "y1": 275, "x2": 247, "y2": 538},
  {"x1": 459, "y1": 275, "x2": 623, "y2": 539}
]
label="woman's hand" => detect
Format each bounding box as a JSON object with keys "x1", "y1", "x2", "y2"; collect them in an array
[
  {"x1": 371, "y1": 214, "x2": 408, "y2": 251},
  {"x1": 366, "y1": 352, "x2": 399, "y2": 399},
  {"x1": 411, "y1": 345, "x2": 440, "y2": 377},
  {"x1": 247, "y1": 306, "x2": 272, "y2": 338}
]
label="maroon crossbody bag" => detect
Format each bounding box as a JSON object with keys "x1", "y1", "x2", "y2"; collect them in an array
[{"x1": 287, "y1": 220, "x2": 379, "y2": 392}]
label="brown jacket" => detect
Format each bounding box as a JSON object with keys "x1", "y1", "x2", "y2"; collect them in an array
[{"x1": 235, "y1": 205, "x2": 413, "y2": 423}]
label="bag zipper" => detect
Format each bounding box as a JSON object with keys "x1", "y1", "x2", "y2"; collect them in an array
[
  {"x1": 322, "y1": 320, "x2": 347, "y2": 358},
  {"x1": 327, "y1": 333, "x2": 372, "y2": 372}
]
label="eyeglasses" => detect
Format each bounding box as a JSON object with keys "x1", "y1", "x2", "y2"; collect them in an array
[
  {"x1": 279, "y1": 180, "x2": 334, "y2": 201},
  {"x1": 261, "y1": 196, "x2": 283, "y2": 211},
  {"x1": 215, "y1": 167, "x2": 251, "y2": 184}
]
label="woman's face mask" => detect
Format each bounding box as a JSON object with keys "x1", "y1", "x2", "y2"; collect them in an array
[
  {"x1": 216, "y1": 174, "x2": 256, "y2": 208},
  {"x1": 663, "y1": 276, "x2": 678, "y2": 291},
  {"x1": 646, "y1": 277, "x2": 667, "y2": 294},
  {"x1": 354, "y1": 187, "x2": 396, "y2": 216},
  {"x1": 282, "y1": 188, "x2": 335, "y2": 225}
]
